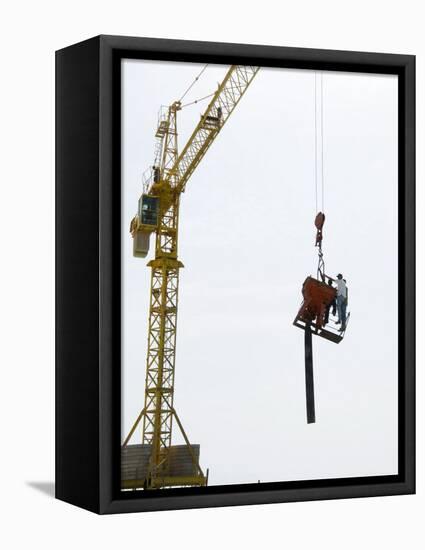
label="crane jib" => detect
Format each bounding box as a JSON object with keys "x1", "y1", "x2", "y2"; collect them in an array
[{"x1": 159, "y1": 65, "x2": 260, "y2": 195}]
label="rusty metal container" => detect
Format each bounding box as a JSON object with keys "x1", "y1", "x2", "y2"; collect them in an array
[{"x1": 296, "y1": 276, "x2": 336, "y2": 329}]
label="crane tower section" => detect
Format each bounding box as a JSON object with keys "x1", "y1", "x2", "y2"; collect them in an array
[{"x1": 123, "y1": 65, "x2": 259, "y2": 490}]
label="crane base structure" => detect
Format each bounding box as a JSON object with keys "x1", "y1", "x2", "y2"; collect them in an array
[{"x1": 121, "y1": 408, "x2": 207, "y2": 490}]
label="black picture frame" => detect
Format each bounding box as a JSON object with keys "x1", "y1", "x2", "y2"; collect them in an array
[{"x1": 56, "y1": 35, "x2": 415, "y2": 514}]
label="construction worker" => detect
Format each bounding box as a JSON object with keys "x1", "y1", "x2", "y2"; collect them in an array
[
  {"x1": 335, "y1": 273, "x2": 348, "y2": 330},
  {"x1": 153, "y1": 166, "x2": 160, "y2": 183},
  {"x1": 324, "y1": 278, "x2": 337, "y2": 325}
]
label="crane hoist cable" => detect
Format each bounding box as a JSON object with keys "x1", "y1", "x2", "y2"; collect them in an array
[
  {"x1": 321, "y1": 73, "x2": 325, "y2": 212},
  {"x1": 314, "y1": 72, "x2": 318, "y2": 213},
  {"x1": 314, "y1": 71, "x2": 325, "y2": 215},
  {"x1": 314, "y1": 71, "x2": 326, "y2": 281}
]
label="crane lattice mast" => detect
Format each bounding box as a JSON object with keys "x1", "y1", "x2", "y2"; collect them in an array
[{"x1": 123, "y1": 65, "x2": 259, "y2": 490}]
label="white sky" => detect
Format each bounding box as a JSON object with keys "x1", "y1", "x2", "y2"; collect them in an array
[{"x1": 121, "y1": 59, "x2": 398, "y2": 486}]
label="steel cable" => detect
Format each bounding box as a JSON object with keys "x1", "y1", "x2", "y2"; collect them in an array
[{"x1": 179, "y1": 64, "x2": 209, "y2": 102}]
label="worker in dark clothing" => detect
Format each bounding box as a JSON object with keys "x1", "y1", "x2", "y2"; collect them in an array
[
  {"x1": 153, "y1": 166, "x2": 160, "y2": 183},
  {"x1": 324, "y1": 278, "x2": 337, "y2": 325}
]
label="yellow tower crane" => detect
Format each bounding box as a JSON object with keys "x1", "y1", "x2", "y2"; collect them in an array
[{"x1": 121, "y1": 64, "x2": 259, "y2": 490}]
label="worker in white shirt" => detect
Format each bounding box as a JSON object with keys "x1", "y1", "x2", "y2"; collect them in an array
[{"x1": 335, "y1": 273, "x2": 348, "y2": 330}]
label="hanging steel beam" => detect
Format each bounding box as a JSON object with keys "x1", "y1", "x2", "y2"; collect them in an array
[{"x1": 304, "y1": 323, "x2": 316, "y2": 424}]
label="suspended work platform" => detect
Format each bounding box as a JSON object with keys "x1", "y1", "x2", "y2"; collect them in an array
[
  {"x1": 293, "y1": 276, "x2": 350, "y2": 344},
  {"x1": 293, "y1": 314, "x2": 350, "y2": 344}
]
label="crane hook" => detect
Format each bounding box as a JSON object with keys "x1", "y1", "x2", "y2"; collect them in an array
[
  {"x1": 315, "y1": 212, "x2": 326, "y2": 281},
  {"x1": 315, "y1": 211, "x2": 325, "y2": 247}
]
